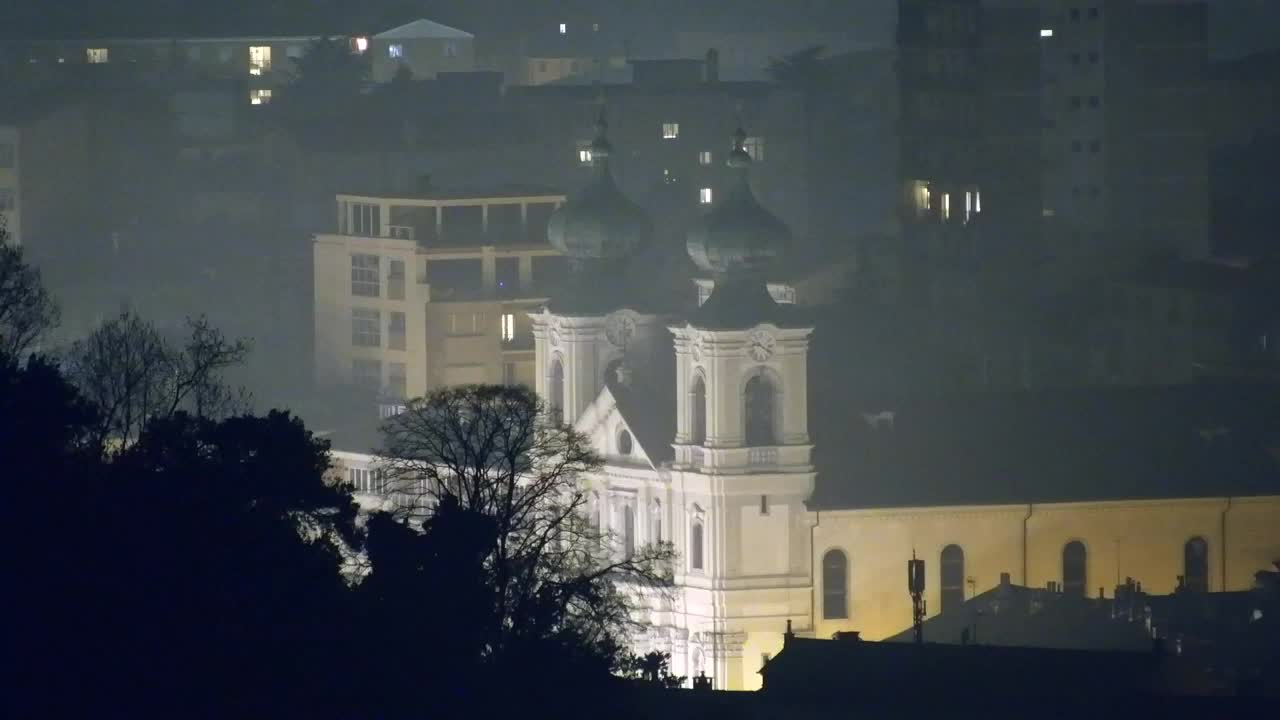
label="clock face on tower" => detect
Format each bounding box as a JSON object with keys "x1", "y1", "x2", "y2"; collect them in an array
[
  {"x1": 747, "y1": 329, "x2": 776, "y2": 362},
  {"x1": 605, "y1": 313, "x2": 637, "y2": 348}
]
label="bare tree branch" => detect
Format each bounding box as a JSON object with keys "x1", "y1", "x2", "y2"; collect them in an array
[
  {"x1": 0, "y1": 219, "x2": 59, "y2": 357},
  {"x1": 378, "y1": 384, "x2": 674, "y2": 662}
]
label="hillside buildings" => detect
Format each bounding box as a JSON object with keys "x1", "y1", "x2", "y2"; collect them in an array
[{"x1": 329, "y1": 118, "x2": 1280, "y2": 691}]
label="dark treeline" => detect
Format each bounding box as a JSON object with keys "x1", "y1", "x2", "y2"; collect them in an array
[{"x1": 3, "y1": 352, "x2": 658, "y2": 716}]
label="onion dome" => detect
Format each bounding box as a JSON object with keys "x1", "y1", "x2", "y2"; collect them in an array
[
  {"x1": 547, "y1": 110, "x2": 651, "y2": 270},
  {"x1": 685, "y1": 126, "x2": 795, "y2": 329},
  {"x1": 686, "y1": 127, "x2": 790, "y2": 277}
]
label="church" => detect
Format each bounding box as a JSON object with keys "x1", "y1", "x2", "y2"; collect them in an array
[
  {"x1": 523, "y1": 111, "x2": 1280, "y2": 691},
  {"x1": 332, "y1": 111, "x2": 1280, "y2": 691}
]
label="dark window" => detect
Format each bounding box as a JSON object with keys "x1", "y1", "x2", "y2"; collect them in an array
[
  {"x1": 425, "y1": 259, "x2": 483, "y2": 299},
  {"x1": 1070, "y1": 96, "x2": 1081, "y2": 110},
  {"x1": 623, "y1": 505, "x2": 635, "y2": 559},
  {"x1": 1089, "y1": 95, "x2": 1100, "y2": 108},
  {"x1": 690, "y1": 375, "x2": 707, "y2": 445},
  {"x1": 941, "y1": 544, "x2": 965, "y2": 612},
  {"x1": 1088, "y1": 51, "x2": 1099, "y2": 64},
  {"x1": 1070, "y1": 52, "x2": 1081, "y2": 65},
  {"x1": 1071, "y1": 140, "x2": 1082, "y2": 152},
  {"x1": 823, "y1": 549, "x2": 848, "y2": 619},
  {"x1": 388, "y1": 259, "x2": 405, "y2": 300},
  {"x1": 388, "y1": 311, "x2": 406, "y2": 350},
  {"x1": 1184, "y1": 537, "x2": 1208, "y2": 592},
  {"x1": 744, "y1": 374, "x2": 778, "y2": 446},
  {"x1": 1088, "y1": 7, "x2": 1099, "y2": 19},
  {"x1": 1063, "y1": 541, "x2": 1087, "y2": 596},
  {"x1": 1089, "y1": 140, "x2": 1101, "y2": 153},
  {"x1": 548, "y1": 357, "x2": 564, "y2": 424},
  {"x1": 531, "y1": 256, "x2": 568, "y2": 292},
  {"x1": 495, "y1": 257, "x2": 519, "y2": 294},
  {"x1": 618, "y1": 429, "x2": 633, "y2": 455},
  {"x1": 690, "y1": 521, "x2": 704, "y2": 570},
  {"x1": 1070, "y1": 8, "x2": 1080, "y2": 21}
]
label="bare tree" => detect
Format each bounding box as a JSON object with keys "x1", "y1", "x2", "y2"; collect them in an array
[
  {"x1": 0, "y1": 219, "x2": 59, "y2": 357},
  {"x1": 379, "y1": 384, "x2": 674, "y2": 662},
  {"x1": 65, "y1": 311, "x2": 251, "y2": 450}
]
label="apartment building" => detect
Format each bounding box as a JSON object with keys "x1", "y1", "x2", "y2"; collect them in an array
[{"x1": 313, "y1": 185, "x2": 566, "y2": 412}]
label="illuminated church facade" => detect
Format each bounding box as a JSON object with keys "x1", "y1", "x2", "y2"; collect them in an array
[
  {"x1": 522, "y1": 113, "x2": 1280, "y2": 691},
  {"x1": 332, "y1": 113, "x2": 1280, "y2": 691}
]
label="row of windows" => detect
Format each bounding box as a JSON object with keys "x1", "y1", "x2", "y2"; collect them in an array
[
  {"x1": 820, "y1": 537, "x2": 1212, "y2": 620},
  {"x1": 387, "y1": 42, "x2": 458, "y2": 59},
  {"x1": 546, "y1": 362, "x2": 781, "y2": 446},
  {"x1": 349, "y1": 254, "x2": 407, "y2": 300}
]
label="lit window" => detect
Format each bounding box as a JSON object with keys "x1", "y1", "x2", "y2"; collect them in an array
[
  {"x1": 942, "y1": 192, "x2": 951, "y2": 221},
  {"x1": 248, "y1": 45, "x2": 272, "y2": 75},
  {"x1": 662, "y1": 122, "x2": 679, "y2": 139},
  {"x1": 965, "y1": 190, "x2": 974, "y2": 222},
  {"x1": 592, "y1": 23, "x2": 600, "y2": 32},
  {"x1": 352, "y1": 308, "x2": 382, "y2": 347},
  {"x1": 87, "y1": 48, "x2": 109, "y2": 64},
  {"x1": 249, "y1": 89, "x2": 272, "y2": 105},
  {"x1": 353, "y1": 37, "x2": 369, "y2": 54},
  {"x1": 577, "y1": 146, "x2": 593, "y2": 165},
  {"x1": 698, "y1": 150, "x2": 712, "y2": 165},
  {"x1": 1040, "y1": 28, "x2": 1054, "y2": 38},
  {"x1": 501, "y1": 313, "x2": 515, "y2": 342},
  {"x1": 743, "y1": 136, "x2": 765, "y2": 162},
  {"x1": 559, "y1": 23, "x2": 567, "y2": 34},
  {"x1": 389, "y1": 44, "x2": 404, "y2": 59},
  {"x1": 974, "y1": 190, "x2": 981, "y2": 213},
  {"x1": 351, "y1": 254, "x2": 381, "y2": 297},
  {"x1": 699, "y1": 187, "x2": 713, "y2": 204},
  {"x1": 911, "y1": 180, "x2": 931, "y2": 217}
]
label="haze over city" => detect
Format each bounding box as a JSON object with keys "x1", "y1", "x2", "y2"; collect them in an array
[{"x1": 2, "y1": 1, "x2": 1277, "y2": 716}]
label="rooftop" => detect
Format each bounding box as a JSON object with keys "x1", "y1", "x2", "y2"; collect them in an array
[{"x1": 373, "y1": 19, "x2": 473, "y2": 41}]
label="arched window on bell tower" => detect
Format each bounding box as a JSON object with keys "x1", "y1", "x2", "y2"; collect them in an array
[
  {"x1": 744, "y1": 373, "x2": 778, "y2": 446},
  {"x1": 690, "y1": 373, "x2": 707, "y2": 445},
  {"x1": 548, "y1": 356, "x2": 565, "y2": 424}
]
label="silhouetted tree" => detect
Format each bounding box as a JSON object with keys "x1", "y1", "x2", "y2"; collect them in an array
[
  {"x1": 0, "y1": 219, "x2": 59, "y2": 356},
  {"x1": 64, "y1": 311, "x2": 250, "y2": 449},
  {"x1": 378, "y1": 385, "x2": 675, "y2": 676},
  {"x1": 275, "y1": 36, "x2": 371, "y2": 139}
]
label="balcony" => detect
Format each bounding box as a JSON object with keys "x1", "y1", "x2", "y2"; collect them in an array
[{"x1": 747, "y1": 447, "x2": 779, "y2": 468}]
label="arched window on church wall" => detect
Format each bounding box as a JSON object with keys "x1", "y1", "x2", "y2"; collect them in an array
[
  {"x1": 690, "y1": 519, "x2": 704, "y2": 571},
  {"x1": 822, "y1": 549, "x2": 848, "y2": 619},
  {"x1": 690, "y1": 374, "x2": 707, "y2": 445},
  {"x1": 744, "y1": 373, "x2": 778, "y2": 446},
  {"x1": 940, "y1": 544, "x2": 965, "y2": 613},
  {"x1": 1184, "y1": 537, "x2": 1208, "y2": 592},
  {"x1": 623, "y1": 505, "x2": 635, "y2": 559},
  {"x1": 548, "y1": 357, "x2": 565, "y2": 424},
  {"x1": 1063, "y1": 541, "x2": 1087, "y2": 597}
]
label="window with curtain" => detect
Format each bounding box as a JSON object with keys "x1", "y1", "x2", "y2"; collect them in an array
[{"x1": 823, "y1": 549, "x2": 848, "y2": 619}]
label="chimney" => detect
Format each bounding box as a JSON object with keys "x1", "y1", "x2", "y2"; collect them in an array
[
  {"x1": 783, "y1": 619, "x2": 795, "y2": 646},
  {"x1": 704, "y1": 48, "x2": 719, "y2": 83},
  {"x1": 832, "y1": 631, "x2": 861, "y2": 642},
  {"x1": 999, "y1": 572, "x2": 1011, "y2": 586}
]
